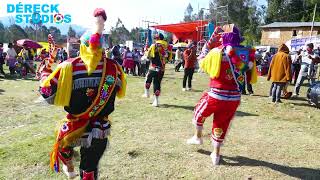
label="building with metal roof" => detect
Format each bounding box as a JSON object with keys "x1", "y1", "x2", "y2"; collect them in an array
[{"x1": 260, "y1": 22, "x2": 320, "y2": 46}]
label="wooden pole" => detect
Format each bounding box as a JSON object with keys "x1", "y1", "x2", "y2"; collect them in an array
[{"x1": 310, "y1": 3, "x2": 317, "y2": 37}]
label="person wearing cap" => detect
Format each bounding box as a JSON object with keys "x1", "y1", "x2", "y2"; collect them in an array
[
  {"x1": 187, "y1": 25, "x2": 257, "y2": 166},
  {"x1": 293, "y1": 43, "x2": 319, "y2": 97},
  {"x1": 142, "y1": 33, "x2": 169, "y2": 106},
  {"x1": 38, "y1": 8, "x2": 126, "y2": 179},
  {"x1": 182, "y1": 42, "x2": 197, "y2": 91}
]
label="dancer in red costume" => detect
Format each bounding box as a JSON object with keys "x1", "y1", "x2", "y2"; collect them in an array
[{"x1": 187, "y1": 24, "x2": 257, "y2": 165}]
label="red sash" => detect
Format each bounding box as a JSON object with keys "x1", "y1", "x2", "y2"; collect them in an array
[{"x1": 50, "y1": 58, "x2": 118, "y2": 172}]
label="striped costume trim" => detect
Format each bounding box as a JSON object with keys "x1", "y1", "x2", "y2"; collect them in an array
[
  {"x1": 73, "y1": 69, "x2": 103, "y2": 76},
  {"x1": 73, "y1": 77, "x2": 101, "y2": 90},
  {"x1": 193, "y1": 96, "x2": 209, "y2": 127},
  {"x1": 75, "y1": 62, "x2": 103, "y2": 67},
  {"x1": 210, "y1": 88, "x2": 240, "y2": 93},
  {"x1": 208, "y1": 91, "x2": 241, "y2": 101}
]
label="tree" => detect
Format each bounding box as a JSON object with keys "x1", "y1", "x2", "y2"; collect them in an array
[
  {"x1": 49, "y1": 26, "x2": 62, "y2": 40},
  {"x1": 68, "y1": 26, "x2": 76, "y2": 37},
  {"x1": 130, "y1": 27, "x2": 144, "y2": 43},
  {"x1": 184, "y1": 3, "x2": 194, "y2": 22},
  {"x1": 25, "y1": 26, "x2": 36, "y2": 40},
  {"x1": 110, "y1": 18, "x2": 130, "y2": 45},
  {"x1": 39, "y1": 25, "x2": 50, "y2": 41},
  {"x1": 0, "y1": 21, "x2": 6, "y2": 43},
  {"x1": 7, "y1": 24, "x2": 28, "y2": 42},
  {"x1": 58, "y1": 34, "x2": 68, "y2": 44},
  {"x1": 265, "y1": 0, "x2": 320, "y2": 23}
]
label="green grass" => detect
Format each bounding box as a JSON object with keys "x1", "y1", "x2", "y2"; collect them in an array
[{"x1": 0, "y1": 64, "x2": 319, "y2": 179}]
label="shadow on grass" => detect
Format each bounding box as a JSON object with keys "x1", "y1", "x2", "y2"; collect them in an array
[
  {"x1": 0, "y1": 89, "x2": 4, "y2": 95},
  {"x1": 197, "y1": 149, "x2": 320, "y2": 179},
  {"x1": 290, "y1": 96, "x2": 308, "y2": 102},
  {"x1": 162, "y1": 76, "x2": 183, "y2": 80},
  {"x1": 160, "y1": 104, "x2": 194, "y2": 111},
  {"x1": 251, "y1": 94, "x2": 270, "y2": 98},
  {"x1": 190, "y1": 89, "x2": 203, "y2": 93},
  {"x1": 235, "y1": 111, "x2": 258, "y2": 117},
  {"x1": 3, "y1": 75, "x2": 38, "y2": 81},
  {"x1": 160, "y1": 104, "x2": 258, "y2": 116},
  {"x1": 290, "y1": 102, "x2": 316, "y2": 108}
]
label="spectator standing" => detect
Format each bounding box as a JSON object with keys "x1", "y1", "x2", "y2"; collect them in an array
[
  {"x1": 5, "y1": 43, "x2": 17, "y2": 75},
  {"x1": 267, "y1": 44, "x2": 291, "y2": 103},
  {"x1": 182, "y1": 43, "x2": 197, "y2": 91},
  {"x1": 293, "y1": 43, "x2": 319, "y2": 97}
]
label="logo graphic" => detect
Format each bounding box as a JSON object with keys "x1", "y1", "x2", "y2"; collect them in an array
[
  {"x1": 213, "y1": 128, "x2": 223, "y2": 138},
  {"x1": 54, "y1": 13, "x2": 64, "y2": 24},
  {"x1": 7, "y1": 3, "x2": 72, "y2": 24}
]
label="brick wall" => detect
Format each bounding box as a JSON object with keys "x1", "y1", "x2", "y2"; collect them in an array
[{"x1": 260, "y1": 27, "x2": 320, "y2": 46}]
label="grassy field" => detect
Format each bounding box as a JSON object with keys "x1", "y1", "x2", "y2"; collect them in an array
[{"x1": 0, "y1": 64, "x2": 319, "y2": 180}]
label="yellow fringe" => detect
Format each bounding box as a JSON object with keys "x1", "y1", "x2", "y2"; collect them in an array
[
  {"x1": 116, "y1": 64, "x2": 127, "y2": 98},
  {"x1": 49, "y1": 142, "x2": 59, "y2": 170},
  {"x1": 80, "y1": 44, "x2": 103, "y2": 75},
  {"x1": 156, "y1": 40, "x2": 168, "y2": 48},
  {"x1": 199, "y1": 49, "x2": 222, "y2": 79},
  {"x1": 60, "y1": 123, "x2": 88, "y2": 148},
  {"x1": 250, "y1": 60, "x2": 258, "y2": 84},
  {"x1": 54, "y1": 62, "x2": 73, "y2": 106},
  {"x1": 41, "y1": 62, "x2": 73, "y2": 107},
  {"x1": 148, "y1": 44, "x2": 156, "y2": 59}
]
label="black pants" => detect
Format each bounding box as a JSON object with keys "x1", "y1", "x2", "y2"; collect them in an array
[
  {"x1": 242, "y1": 83, "x2": 253, "y2": 94},
  {"x1": 80, "y1": 138, "x2": 108, "y2": 179},
  {"x1": 140, "y1": 64, "x2": 146, "y2": 77},
  {"x1": 292, "y1": 64, "x2": 301, "y2": 85},
  {"x1": 134, "y1": 61, "x2": 140, "y2": 76},
  {"x1": 0, "y1": 63, "x2": 5, "y2": 75},
  {"x1": 175, "y1": 61, "x2": 183, "y2": 72},
  {"x1": 159, "y1": 71, "x2": 164, "y2": 83},
  {"x1": 183, "y1": 68, "x2": 194, "y2": 88},
  {"x1": 146, "y1": 70, "x2": 161, "y2": 94},
  {"x1": 9, "y1": 67, "x2": 15, "y2": 75},
  {"x1": 146, "y1": 61, "x2": 150, "y2": 72}
]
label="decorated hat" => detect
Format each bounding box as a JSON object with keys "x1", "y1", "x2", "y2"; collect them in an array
[
  {"x1": 93, "y1": 8, "x2": 107, "y2": 21},
  {"x1": 79, "y1": 8, "x2": 106, "y2": 74},
  {"x1": 221, "y1": 24, "x2": 244, "y2": 46}
]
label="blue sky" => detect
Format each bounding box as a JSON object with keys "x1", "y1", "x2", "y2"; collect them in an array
[{"x1": 0, "y1": 0, "x2": 267, "y2": 31}]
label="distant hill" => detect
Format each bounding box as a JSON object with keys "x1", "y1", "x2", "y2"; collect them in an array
[{"x1": 0, "y1": 16, "x2": 88, "y2": 35}]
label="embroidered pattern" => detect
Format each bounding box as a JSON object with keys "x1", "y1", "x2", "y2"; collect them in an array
[
  {"x1": 213, "y1": 128, "x2": 223, "y2": 138},
  {"x1": 237, "y1": 75, "x2": 244, "y2": 83},
  {"x1": 225, "y1": 68, "x2": 233, "y2": 80},
  {"x1": 41, "y1": 86, "x2": 52, "y2": 97},
  {"x1": 89, "y1": 75, "x2": 115, "y2": 117},
  {"x1": 61, "y1": 123, "x2": 69, "y2": 132},
  {"x1": 86, "y1": 88, "x2": 95, "y2": 97}
]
